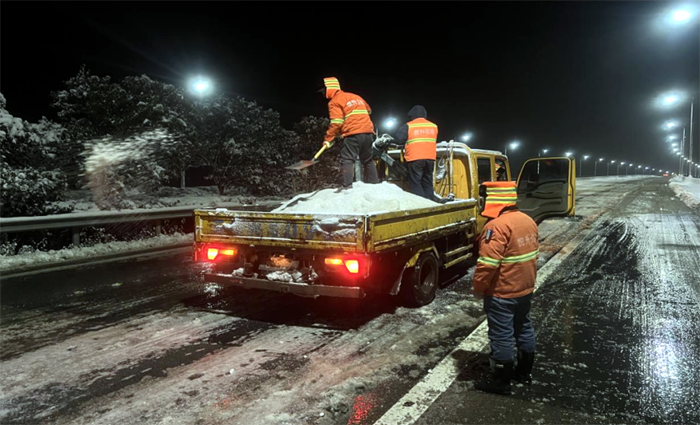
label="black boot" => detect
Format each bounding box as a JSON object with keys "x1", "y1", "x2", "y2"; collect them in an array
[
  {"x1": 475, "y1": 360, "x2": 513, "y2": 395},
  {"x1": 513, "y1": 350, "x2": 535, "y2": 385}
]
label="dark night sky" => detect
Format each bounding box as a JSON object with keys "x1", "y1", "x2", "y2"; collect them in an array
[{"x1": 2, "y1": 1, "x2": 698, "y2": 173}]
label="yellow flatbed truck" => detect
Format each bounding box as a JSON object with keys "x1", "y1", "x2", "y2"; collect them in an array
[{"x1": 194, "y1": 142, "x2": 575, "y2": 306}]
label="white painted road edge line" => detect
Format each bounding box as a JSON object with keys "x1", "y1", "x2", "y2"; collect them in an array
[{"x1": 373, "y1": 226, "x2": 592, "y2": 425}]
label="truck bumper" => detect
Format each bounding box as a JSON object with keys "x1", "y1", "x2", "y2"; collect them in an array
[{"x1": 204, "y1": 273, "x2": 366, "y2": 299}]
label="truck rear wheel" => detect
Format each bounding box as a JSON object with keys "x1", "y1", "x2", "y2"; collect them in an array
[{"x1": 401, "y1": 253, "x2": 439, "y2": 307}]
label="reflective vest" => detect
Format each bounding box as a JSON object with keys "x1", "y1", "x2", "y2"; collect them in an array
[{"x1": 405, "y1": 118, "x2": 438, "y2": 161}]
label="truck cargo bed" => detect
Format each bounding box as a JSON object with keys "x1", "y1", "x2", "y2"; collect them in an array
[{"x1": 194, "y1": 199, "x2": 477, "y2": 254}]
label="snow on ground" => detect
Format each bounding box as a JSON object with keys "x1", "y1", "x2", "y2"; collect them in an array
[
  {"x1": 669, "y1": 176, "x2": 700, "y2": 210},
  {"x1": 273, "y1": 182, "x2": 439, "y2": 214},
  {"x1": 0, "y1": 233, "x2": 192, "y2": 272}
]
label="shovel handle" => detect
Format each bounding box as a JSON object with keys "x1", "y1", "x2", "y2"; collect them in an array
[{"x1": 314, "y1": 144, "x2": 330, "y2": 160}]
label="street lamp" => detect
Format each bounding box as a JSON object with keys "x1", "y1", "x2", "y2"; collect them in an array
[
  {"x1": 565, "y1": 151, "x2": 573, "y2": 157},
  {"x1": 668, "y1": 135, "x2": 678, "y2": 141},
  {"x1": 461, "y1": 132, "x2": 473, "y2": 142},
  {"x1": 664, "y1": 120, "x2": 679, "y2": 130},
  {"x1": 579, "y1": 155, "x2": 589, "y2": 177},
  {"x1": 608, "y1": 160, "x2": 615, "y2": 176},
  {"x1": 539, "y1": 148, "x2": 549, "y2": 157},
  {"x1": 627, "y1": 163, "x2": 633, "y2": 175},
  {"x1": 383, "y1": 118, "x2": 397, "y2": 130},
  {"x1": 645, "y1": 166, "x2": 650, "y2": 174},
  {"x1": 189, "y1": 76, "x2": 214, "y2": 97},
  {"x1": 505, "y1": 140, "x2": 520, "y2": 156},
  {"x1": 594, "y1": 158, "x2": 604, "y2": 177},
  {"x1": 654, "y1": 90, "x2": 694, "y2": 178},
  {"x1": 618, "y1": 161, "x2": 625, "y2": 176}
]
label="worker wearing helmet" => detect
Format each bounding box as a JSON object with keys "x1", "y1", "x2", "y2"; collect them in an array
[{"x1": 473, "y1": 181, "x2": 537, "y2": 395}]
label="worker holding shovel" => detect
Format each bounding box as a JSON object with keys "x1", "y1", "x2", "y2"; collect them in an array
[
  {"x1": 322, "y1": 77, "x2": 379, "y2": 188},
  {"x1": 287, "y1": 77, "x2": 378, "y2": 188}
]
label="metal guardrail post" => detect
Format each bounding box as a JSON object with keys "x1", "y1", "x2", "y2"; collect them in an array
[{"x1": 72, "y1": 227, "x2": 81, "y2": 246}]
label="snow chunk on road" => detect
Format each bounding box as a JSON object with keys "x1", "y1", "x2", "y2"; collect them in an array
[
  {"x1": 273, "y1": 182, "x2": 438, "y2": 214},
  {"x1": 670, "y1": 176, "x2": 700, "y2": 210}
]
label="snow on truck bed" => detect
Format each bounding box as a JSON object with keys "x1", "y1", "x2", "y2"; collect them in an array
[{"x1": 272, "y1": 182, "x2": 439, "y2": 215}]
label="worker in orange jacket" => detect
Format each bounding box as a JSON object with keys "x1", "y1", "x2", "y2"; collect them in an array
[
  {"x1": 321, "y1": 77, "x2": 379, "y2": 188},
  {"x1": 386, "y1": 105, "x2": 438, "y2": 200},
  {"x1": 473, "y1": 181, "x2": 538, "y2": 395}
]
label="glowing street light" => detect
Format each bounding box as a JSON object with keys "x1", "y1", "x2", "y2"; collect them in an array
[
  {"x1": 594, "y1": 158, "x2": 604, "y2": 176},
  {"x1": 189, "y1": 76, "x2": 214, "y2": 97},
  {"x1": 608, "y1": 160, "x2": 615, "y2": 176},
  {"x1": 668, "y1": 135, "x2": 678, "y2": 141},
  {"x1": 538, "y1": 148, "x2": 549, "y2": 157},
  {"x1": 579, "y1": 155, "x2": 589, "y2": 177},
  {"x1": 617, "y1": 161, "x2": 625, "y2": 176},
  {"x1": 565, "y1": 151, "x2": 573, "y2": 158},
  {"x1": 383, "y1": 118, "x2": 397, "y2": 130},
  {"x1": 672, "y1": 143, "x2": 679, "y2": 147},
  {"x1": 461, "y1": 132, "x2": 473, "y2": 142},
  {"x1": 654, "y1": 90, "x2": 687, "y2": 110},
  {"x1": 671, "y1": 8, "x2": 694, "y2": 23},
  {"x1": 505, "y1": 140, "x2": 520, "y2": 156},
  {"x1": 664, "y1": 121, "x2": 678, "y2": 130}
]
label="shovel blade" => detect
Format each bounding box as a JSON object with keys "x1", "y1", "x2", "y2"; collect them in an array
[{"x1": 285, "y1": 159, "x2": 318, "y2": 170}]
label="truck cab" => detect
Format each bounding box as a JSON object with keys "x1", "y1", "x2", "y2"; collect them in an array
[{"x1": 383, "y1": 141, "x2": 576, "y2": 224}]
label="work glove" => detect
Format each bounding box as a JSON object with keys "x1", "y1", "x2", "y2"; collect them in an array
[{"x1": 372, "y1": 133, "x2": 394, "y2": 150}]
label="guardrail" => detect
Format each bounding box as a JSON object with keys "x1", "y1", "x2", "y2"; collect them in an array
[{"x1": 0, "y1": 202, "x2": 279, "y2": 246}]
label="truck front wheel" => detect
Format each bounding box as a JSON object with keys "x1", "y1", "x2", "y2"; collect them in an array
[{"x1": 401, "y1": 253, "x2": 439, "y2": 307}]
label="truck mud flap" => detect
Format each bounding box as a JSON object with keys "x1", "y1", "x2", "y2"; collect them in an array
[{"x1": 204, "y1": 273, "x2": 365, "y2": 299}]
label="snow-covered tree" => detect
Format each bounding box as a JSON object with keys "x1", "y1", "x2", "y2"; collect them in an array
[
  {"x1": 120, "y1": 75, "x2": 195, "y2": 187},
  {"x1": 191, "y1": 96, "x2": 298, "y2": 195},
  {"x1": 0, "y1": 93, "x2": 70, "y2": 217},
  {"x1": 52, "y1": 67, "x2": 197, "y2": 188}
]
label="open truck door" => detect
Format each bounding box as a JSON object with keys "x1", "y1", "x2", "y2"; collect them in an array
[{"x1": 516, "y1": 157, "x2": 576, "y2": 223}]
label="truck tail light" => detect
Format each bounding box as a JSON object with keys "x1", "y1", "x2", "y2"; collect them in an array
[
  {"x1": 204, "y1": 246, "x2": 237, "y2": 262},
  {"x1": 325, "y1": 257, "x2": 362, "y2": 275},
  {"x1": 325, "y1": 258, "x2": 344, "y2": 266},
  {"x1": 344, "y1": 259, "x2": 360, "y2": 274}
]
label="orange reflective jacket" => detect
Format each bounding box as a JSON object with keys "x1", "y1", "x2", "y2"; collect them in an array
[
  {"x1": 405, "y1": 118, "x2": 438, "y2": 161},
  {"x1": 323, "y1": 77, "x2": 375, "y2": 143},
  {"x1": 473, "y1": 210, "x2": 538, "y2": 299}
]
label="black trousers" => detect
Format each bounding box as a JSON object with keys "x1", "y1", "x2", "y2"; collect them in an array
[
  {"x1": 340, "y1": 133, "x2": 379, "y2": 187},
  {"x1": 407, "y1": 159, "x2": 435, "y2": 200}
]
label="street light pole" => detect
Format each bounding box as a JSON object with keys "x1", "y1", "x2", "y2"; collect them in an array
[
  {"x1": 617, "y1": 162, "x2": 622, "y2": 176},
  {"x1": 680, "y1": 128, "x2": 686, "y2": 175},
  {"x1": 690, "y1": 102, "x2": 694, "y2": 177}
]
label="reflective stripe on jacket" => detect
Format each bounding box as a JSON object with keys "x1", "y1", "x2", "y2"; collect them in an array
[
  {"x1": 473, "y1": 209, "x2": 538, "y2": 298},
  {"x1": 405, "y1": 118, "x2": 438, "y2": 161},
  {"x1": 324, "y1": 91, "x2": 375, "y2": 142}
]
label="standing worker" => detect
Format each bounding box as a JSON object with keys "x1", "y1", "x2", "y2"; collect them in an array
[
  {"x1": 385, "y1": 105, "x2": 438, "y2": 200},
  {"x1": 472, "y1": 181, "x2": 538, "y2": 395},
  {"x1": 321, "y1": 77, "x2": 379, "y2": 188}
]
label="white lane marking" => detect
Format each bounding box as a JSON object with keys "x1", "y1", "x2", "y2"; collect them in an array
[{"x1": 373, "y1": 226, "x2": 592, "y2": 425}]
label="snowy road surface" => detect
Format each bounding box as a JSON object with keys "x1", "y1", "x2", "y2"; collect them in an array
[{"x1": 2, "y1": 176, "x2": 699, "y2": 424}]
